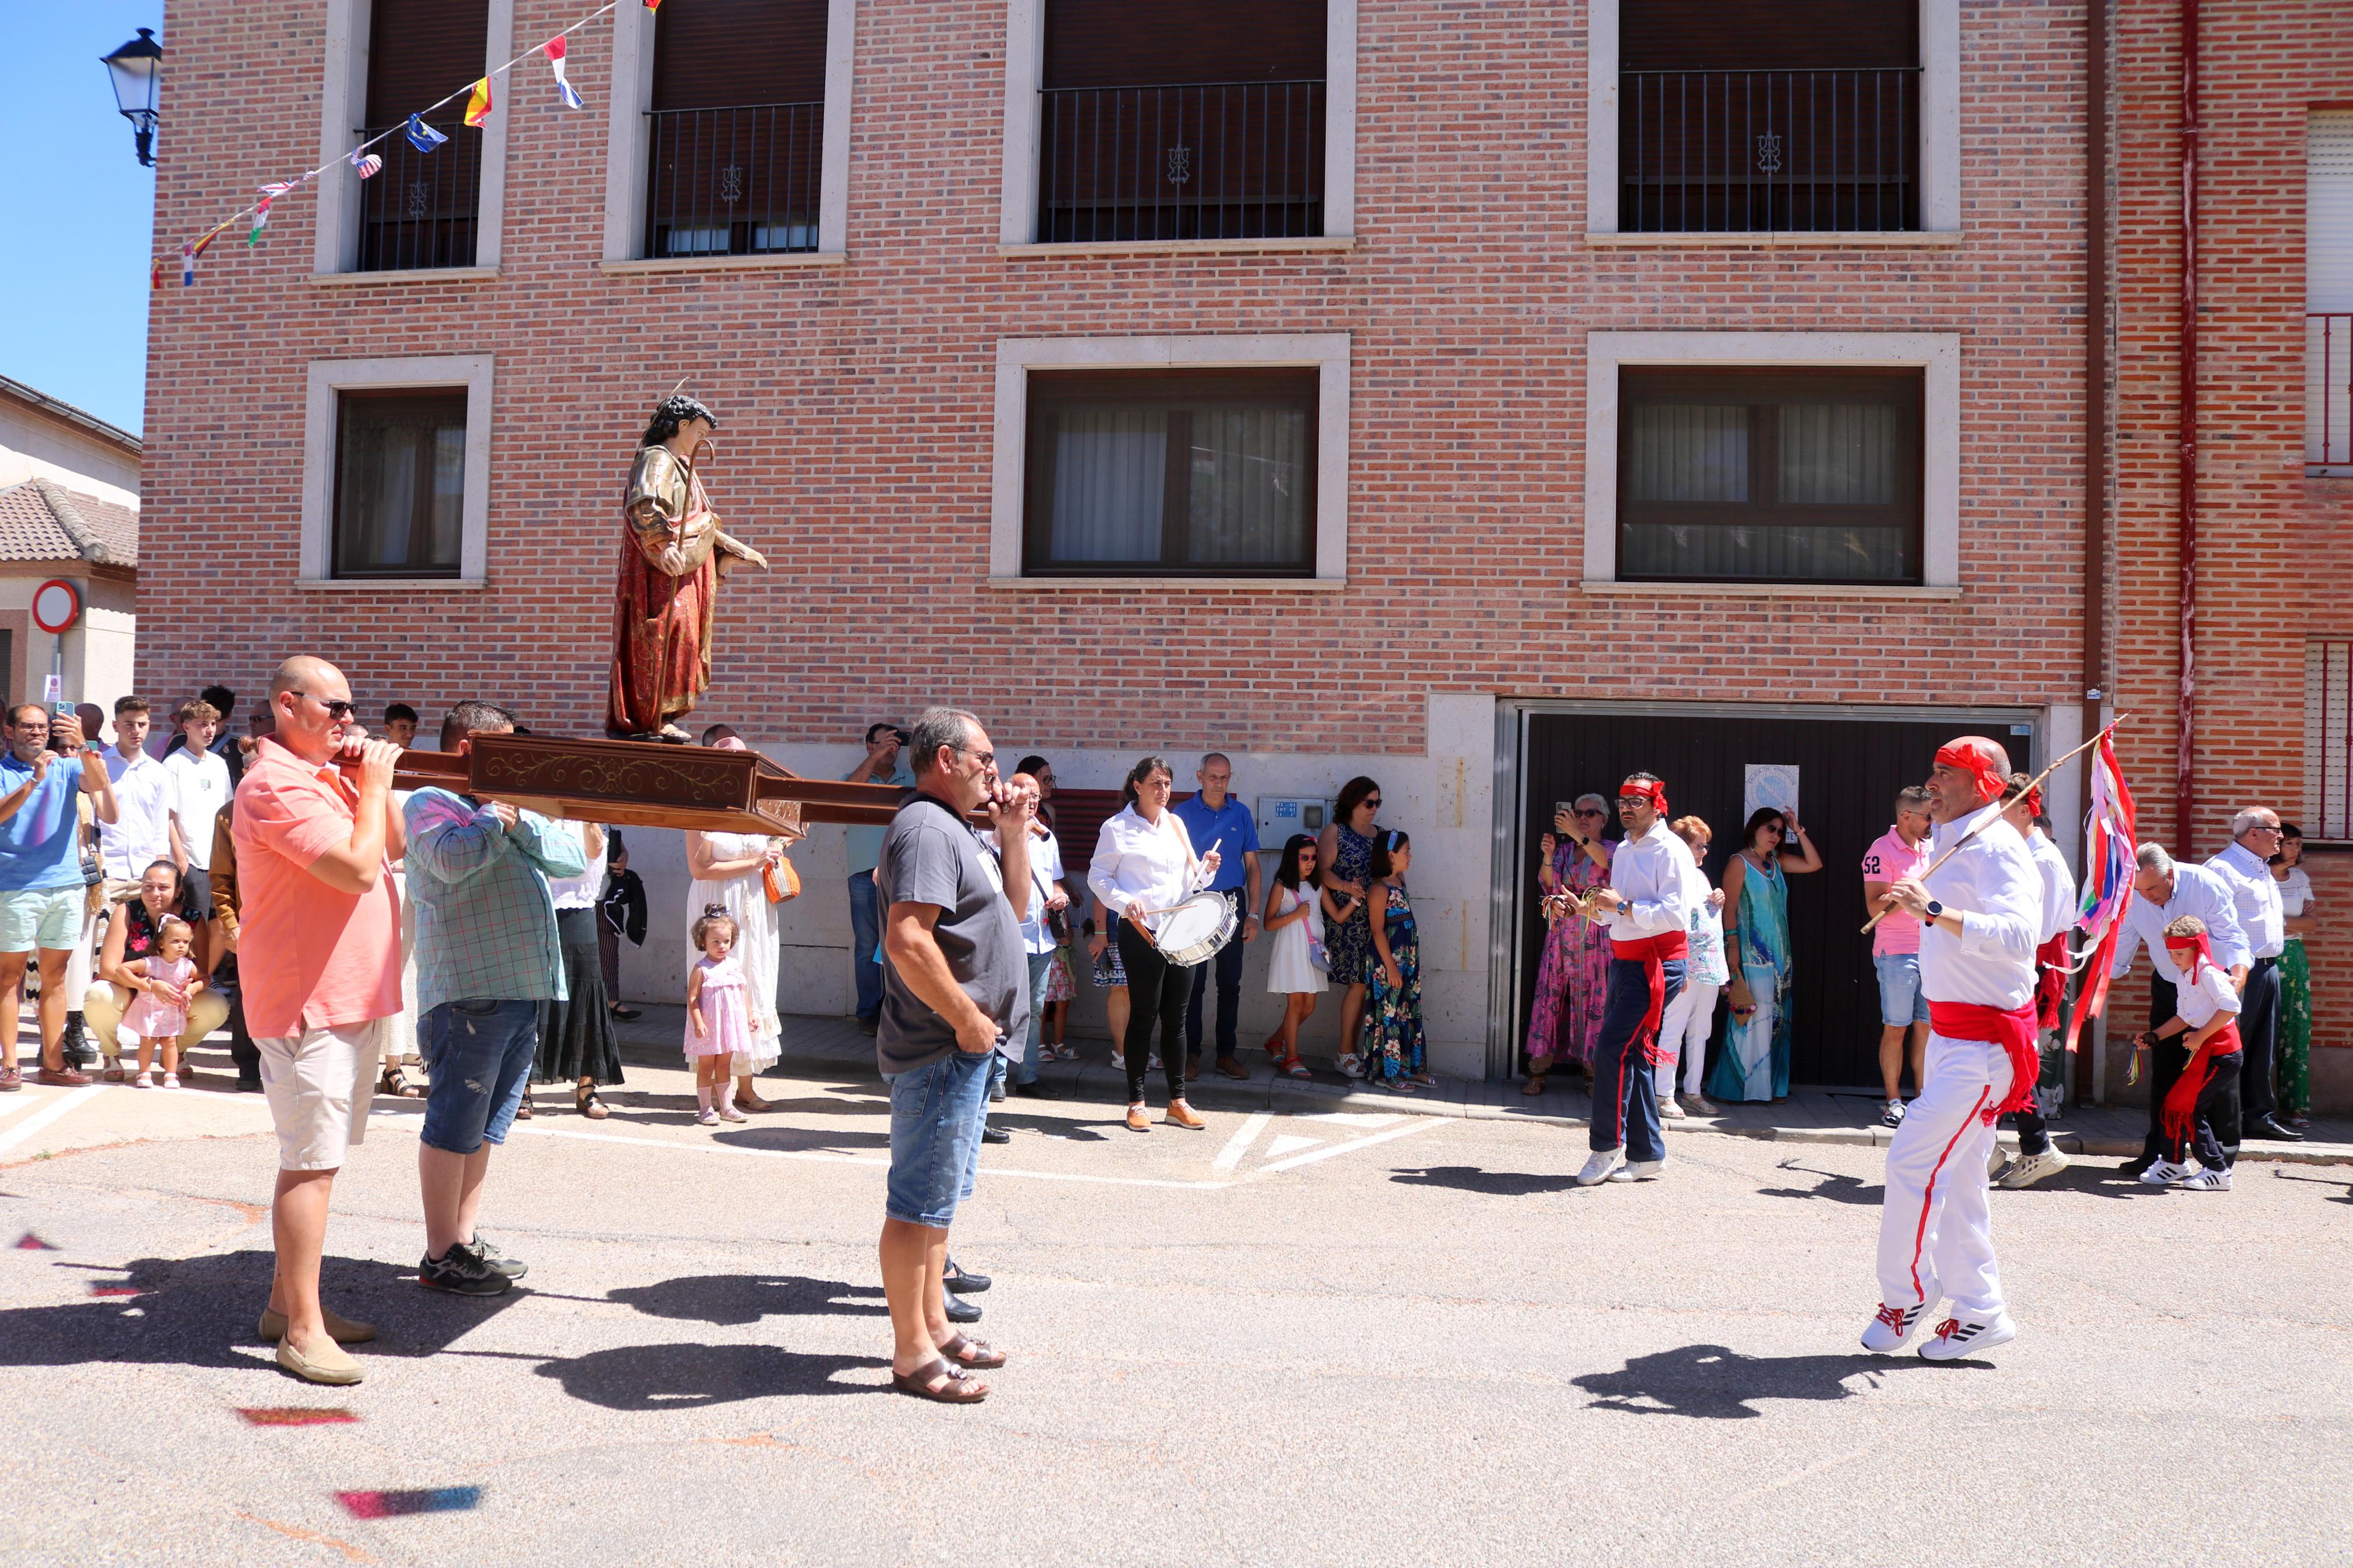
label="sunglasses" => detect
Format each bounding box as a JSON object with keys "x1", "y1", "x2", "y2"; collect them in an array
[
  {"x1": 1364, "y1": 796, "x2": 1382, "y2": 808},
  {"x1": 1577, "y1": 808, "x2": 1606, "y2": 819},
  {"x1": 289, "y1": 691, "x2": 357, "y2": 721}
]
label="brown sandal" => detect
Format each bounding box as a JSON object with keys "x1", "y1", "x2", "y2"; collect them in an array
[
  {"x1": 378, "y1": 1064, "x2": 424, "y2": 1099},
  {"x1": 892, "y1": 1359, "x2": 988, "y2": 1403},
  {"x1": 576, "y1": 1087, "x2": 611, "y2": 1119},
  {"x1": 936, "y1": 1334, "x2": 1007, "y2": 1370},
  {"x1": 1522, "y1": 1071, "x2": 1549, "y2": 1096}
]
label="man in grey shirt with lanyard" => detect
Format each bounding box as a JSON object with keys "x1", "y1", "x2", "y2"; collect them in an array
[{"x1": 875, "y1": 707, "x2": 1035, "y2": 1404}]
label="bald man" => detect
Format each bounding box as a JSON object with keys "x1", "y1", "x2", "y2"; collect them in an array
[{"x1": 1862, "y1": 737, "x2": 2043, "y2": 1361}]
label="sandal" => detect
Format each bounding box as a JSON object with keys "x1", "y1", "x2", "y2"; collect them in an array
[
  {"x1": 514, "y1": 1097, "x2": 534, "y2": 1120},
  {"x1": 1280, "y1": 1055, "x2": 1312, "y2": 1079},
  {"x1": 892, "y1": 1358, "x2": 988, "y2": 1403},
  {"x1": 936, "y1": 1334, "x2": 1007, "y2": 1370},
  {"x1": 576, "y1": 1087, "x2": 611, "y2": 1120},
  {"x1": 1522, "y1": 1071, "x2": 1549, "y2": 1096},
  {"x1": 736, "y1": 1091, "x2": 773, "y2": 1114},
  {"x1": 377, "y1": 1064, "x2": 424, "y2": 1099},
  {"x1": 1407, "y1": 1072, "x2": 1439, "y2": 1088}
]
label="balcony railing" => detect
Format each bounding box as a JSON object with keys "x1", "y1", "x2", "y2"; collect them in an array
[
  {"x1": 1038, "y1": 80, "x2": 1325, "y2": 244},
  {"x1": 1620, "y1": 67, "x2": 1920, "y2": 233},
  {"x1": 2311, "y1": 312, "x2": 2353, "y2": 476},
  {"x1": 645, "y1": 103, "x2": 824, "y2": 259},
  {"x1": 354, "y1": 122, "x2": 481, "y2": 272}
]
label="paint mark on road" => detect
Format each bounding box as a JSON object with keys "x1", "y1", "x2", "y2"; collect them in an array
[
  {"x1": 1264, "y1": 1133, "x2": 1322, "y2": 1159},
  {"x1": 1255, "y1": 1117, "x2": 1436, "y2": 1174},
  {"x1": 14, "y1": 1231, "x2": 56, "y2": 1250},
  {"x1": 1211, "y1": 1111, "x2": 1270, "y2": 1173},
  {"x1": 235, "y1": 1512, "x2": 375, "y2": 1563},
  {"x1": 240, "y1": 1407, "x2": 360, "y2": 1427},
  {"x1": 88, "y1": 1283, "x2": 143, "y2": 1297},
  {"x1": 335, "y1": 1487, "x2": 481, "y2": 1519}
]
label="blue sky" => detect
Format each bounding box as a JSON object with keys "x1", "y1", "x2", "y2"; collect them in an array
[{"x1": 1, "y1": 5, "x2": 165, "y2": 436}]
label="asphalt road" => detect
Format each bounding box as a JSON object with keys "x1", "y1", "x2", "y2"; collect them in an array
[{"x1": 2, "y1": 1058, "x2": 2349, "y2": 1567}]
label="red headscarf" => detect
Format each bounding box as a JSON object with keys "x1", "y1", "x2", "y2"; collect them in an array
[
  {"x1": 1933, "y1": 737, "x2": 2008, "y2": 808},
  {"x1": 2163, "y1": 929, "x2": 2215, "y2": 988},
  {"x1": 1620, "y1": 777, "x2": 1669, "y2": 816},
  {"x1": 2159, "y1": 927, "x2": 2236, "y2": 1146}
]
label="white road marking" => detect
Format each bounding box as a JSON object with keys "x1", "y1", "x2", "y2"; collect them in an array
[
  {"x1": 1254, "y1": 1117, "x2": 1436, "y2": 1174},
  {"x1": 0, "y1": 1093, "x2": 40, "y2": 1123},
  {"x1": 1212, "y1": 1111, "x2": 1270, "y2": 1173},
  {"x1": 1298, "y1": 1112, "x2": 1405, "y2": 1128},
  {"x1": 1263, "y1": 1133, "x2": 1323, "y2": 1159},
  {"x1": 0, "y1": 1085, "x2": 105, "y2": 1157}
]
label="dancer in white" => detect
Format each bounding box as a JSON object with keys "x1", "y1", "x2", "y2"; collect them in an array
[{"x1": 1860, "y1": 737, "x2": 2043, "y2": 1360}]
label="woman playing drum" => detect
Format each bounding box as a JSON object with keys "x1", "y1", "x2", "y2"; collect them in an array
[{"x1": 1087, "y1": 756, "x2": 1222, "y2": 1133}]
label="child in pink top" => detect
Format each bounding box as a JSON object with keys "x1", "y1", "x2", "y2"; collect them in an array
[
  {"x1": 685, "y1": 905, "x2": 751, "y2": 1126},
  {"x1": 122, "y1": 917, "x2": 205, "y2": 1090}
]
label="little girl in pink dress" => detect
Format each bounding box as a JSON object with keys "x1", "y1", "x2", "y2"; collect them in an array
[
  {"x1": 123, "y1": 917, "x2": 204, "y2": 1090},
  {"x1": 686, "y1": 905, "x2": 751, "y2": 1126}
]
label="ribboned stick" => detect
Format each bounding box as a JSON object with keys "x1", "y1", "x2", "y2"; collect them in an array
[{"x1": 1858, "y1": 717, "x2": 2128, "y2": 936}]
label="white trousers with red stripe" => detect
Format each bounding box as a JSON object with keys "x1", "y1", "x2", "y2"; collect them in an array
[{"x1": 1875, "y1": 1032, "x2": 2017, "y2": 1318}]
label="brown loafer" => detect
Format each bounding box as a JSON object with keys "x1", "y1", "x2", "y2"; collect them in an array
[
  {"x1": 1125, "y1": 1103, "x2": 1152, "y2": 1133},
  {"x1": 1165, "y1": 1100, "x2": 1206, "y2": 1130},
  {"x1": 275, "y1": 1334, "x2": 364, "y2": 1386},
  {"x1": 1184, "y1": 1058, "x2": 1201, "y2": 1082},
  {"x1": 0, "y1": 1068, "x2": 20, "y2": 1093},
  {"x1": 36, "y1": 1066, "x2": 90, "y2": 1087},
  {"x1": 259, "y1": 1304, "x2": 378, "y2": 1345}
]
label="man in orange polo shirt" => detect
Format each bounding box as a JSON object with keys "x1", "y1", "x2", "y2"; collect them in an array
[{"x1": 232, "y1": 655, "x2": 405, "y2": 1386}]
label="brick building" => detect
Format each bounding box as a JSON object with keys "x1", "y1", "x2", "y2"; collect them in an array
[{"x1": 139, "y1": 1, "x2": 2123, "y2": 1092}]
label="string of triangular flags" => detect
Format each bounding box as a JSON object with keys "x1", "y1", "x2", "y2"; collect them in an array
[{"x1": 152, "y1": 0, "x2": 679, "y2": 289}]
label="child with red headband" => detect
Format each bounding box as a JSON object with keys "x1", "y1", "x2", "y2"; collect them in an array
[{"x1": 2137, "y1": 914, "x2": 2243, "y2": 1190}]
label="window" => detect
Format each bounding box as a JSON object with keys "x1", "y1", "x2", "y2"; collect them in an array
[
  {"x1": 1617, "y1": 368, "x2": 1922, "y2": 583},
  {"x1": 2306, "y1": 640, "x2": 2353, "y2": 838},
  {"x1": 357, "y1": 0, "x2": 488, "y2": 271},
  {"x1": 2309, "y1": 112, "x2": 2353, "y2": 477},
  {"x1": 644, "y1": 0, "x2": 828, "y2": 258},
  {"x1": 332, "y1": 390, "x2": 467, "y2": 578},
  {"x1": 1024, "y1": 371, "x2": 1316, "y2": 574}
]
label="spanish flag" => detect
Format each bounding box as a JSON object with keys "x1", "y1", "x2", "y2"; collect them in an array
[{"x1": 463, "y1": 77, "x2": 492, "y2": 128}]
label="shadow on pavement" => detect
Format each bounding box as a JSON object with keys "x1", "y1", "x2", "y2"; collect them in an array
[
  {"x1": 1574, "y1": 1343, "x2": 1941, "y2": 1418},
  {"x1": 1755, "y1": 1161, "x2": 1882, "y2": 1205},
  {"x1": 607, "y1": 1272, "x2": 886, "y2": 1326},
  {"x1": 2269, "y1": 1168, "x2": 2353, "y2": 1204},
  {"x1": 534, "y1": 1342, "x2": 885, "y2": 1409},
  {"x1": 713, "y1": 1125, "x2": 890, "y2": 1153},
  {"x1": 1387, "y1": 1165, "x2": 1577, "y2": 1196}
]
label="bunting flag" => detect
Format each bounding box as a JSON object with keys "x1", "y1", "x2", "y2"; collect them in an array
[
  {"x1": 249, "y1": 180, "x2": 298, "y2": 245},
  {"x1": 349, "y1": 148, "x2": 384, "y2": 179},
  {"x1": 463, "y1": 77, "x2": 494, "y2": 128},
  {"x1": 544, "y1": 37, "x2": 584, "y2": 109},
  {"x1": 180, "y1": 242, "x2": 195, "y2": 287},
  {"x1": 644, "y1": 0, "x2": 663, "y2": 10},
  {"x1": 2058, "y1": 724, "x2": 2136, "y2": 1060},
  {"x1": 405, "y1": 113, "x2": 449, "y2": 154}
]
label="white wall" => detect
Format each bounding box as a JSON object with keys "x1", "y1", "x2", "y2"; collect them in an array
[
  {"x1": 0, "y1": 407, "x2": 140, "y2": 512},
  {"x1": 611, "y1": 693, "x2": 1500, "y2": 1078}
]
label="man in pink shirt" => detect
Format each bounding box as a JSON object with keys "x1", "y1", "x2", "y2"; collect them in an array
[
  {"x1": 232, "y1": 656, "x2": 405, "y2": 1386},
  {"x1": 1861, "y1": 786, "x2": 1935, "y2": 1128}
]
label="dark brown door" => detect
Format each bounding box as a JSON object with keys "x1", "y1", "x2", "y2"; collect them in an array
[{"x1": 1516, "y1": 709, "x2": 2038, "y2": 1089}]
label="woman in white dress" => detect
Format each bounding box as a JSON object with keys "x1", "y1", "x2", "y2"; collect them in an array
[
  {"x1": 687, "y1": 825, "x2": 789, "y2": 1114},
  {"x1": 1258, "y1": 833, "x2": 1333, "y2": 1079}
]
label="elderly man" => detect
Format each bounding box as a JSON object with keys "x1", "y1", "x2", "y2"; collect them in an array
[
  {"x1": 1571, "y1": 772, "x2": 1692, "y2": 1187},
  {"x1": 876, "y1": 707, "x2": 1034, "y2": 1403},
  {"x1": 1862, "y1": 736, "x2": 2042, "y2": 1361},
  {"x1": 2110, "y1": 843, "x2": 2251, "y2": 1177},
  {"x1": 404, "y1": 699, "x2": 587, "y2": 1297},
  {"x1": 232, "y1": 657, "x2": 406, "y2": 1384},
  {"x1": 2205, "y1": 808, "x2": 2297, "y2": 1142},
  {"x1": 0, "y1": 705, "x2": 117, "y2": 1089}
]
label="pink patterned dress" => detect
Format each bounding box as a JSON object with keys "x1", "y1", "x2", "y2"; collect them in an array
[
  {"x1": 1523, "y1": 841, "x2": 1610, "y2": 1068},
  {"x1": 686, "y1": 955, "x2": 752, "y2": 1059},
  {"x1": 123, "y1": 956, "x2": 197, "y2": 1040}
]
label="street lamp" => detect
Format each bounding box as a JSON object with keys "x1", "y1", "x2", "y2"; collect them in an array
[{"x1": 100, "y1": 28, "x2": 164, "y2": 169}]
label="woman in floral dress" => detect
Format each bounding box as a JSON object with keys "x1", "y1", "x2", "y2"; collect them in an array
[
  {"x1": 1523, "y1": 795, "x2": 1613, "y2": 1094},
  {"x1": 1360, "y1": 830, "x2": 1433, "y2": 1091}
]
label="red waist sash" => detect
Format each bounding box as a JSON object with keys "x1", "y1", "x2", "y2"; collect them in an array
[
  {"x1": 2033, "y1": 933, "x2": 2068, "y2": 1032},
  {"x1": 1613, "y1": 930, "x2": 1690, "y2": 1066},
  {"x1": 1927, "y1": 999, "x2": 2040, "y2": 1121},
  {"x1": 2161, "y1": 1021, "x2": 2243, "y2": 1144}
]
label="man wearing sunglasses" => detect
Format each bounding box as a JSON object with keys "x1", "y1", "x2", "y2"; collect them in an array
[{"x1": 1571, "y1": 773, "x2": 1693, "y2": 1186}]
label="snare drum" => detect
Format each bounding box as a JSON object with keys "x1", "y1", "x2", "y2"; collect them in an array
[{"x1": 1151, "y1": 890, "x2": 1238, "y2": 967}]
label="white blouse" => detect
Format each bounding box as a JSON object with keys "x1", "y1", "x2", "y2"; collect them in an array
[
  {"x1": 2276, "y1": 866, "x2": 2314, "y2": 921},
  {"x1": 1088, "y1": 805, "x2": 1201, "y2": 934},
  {"x1": 2173, "y1": 960, "x2": 2245, "y2": 1032}
]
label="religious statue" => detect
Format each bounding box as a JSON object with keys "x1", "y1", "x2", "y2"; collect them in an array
[{"x1": 606, "y1": 393, "x2": 768, "y2": 741}]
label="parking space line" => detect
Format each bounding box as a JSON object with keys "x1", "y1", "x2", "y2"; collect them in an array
[
  {"x1": 1212, "y1": 1112, "x2": 1271, "y2": 1174},
  {"x1": 1252, "y1": 1117, "x2": 1436, "y2": 1175},
  {"x1": 0, "y1": 1085, "x2": 104, "y2": 1157}
]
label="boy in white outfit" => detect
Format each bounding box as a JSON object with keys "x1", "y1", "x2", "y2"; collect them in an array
[{"x1": 2136, "y1": 913, "x2": 2244, "y2": 1191}]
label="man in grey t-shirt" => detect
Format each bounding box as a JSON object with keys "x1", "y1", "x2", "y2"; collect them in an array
[{"x1": 875, "y1": 706, "x2": 1034, "y2": 1403}]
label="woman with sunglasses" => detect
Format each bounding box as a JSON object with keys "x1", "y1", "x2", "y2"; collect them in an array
[
  {"x1": 1315, "y1": 778, "x2": 1382, "y2": 1076},
  {"x1": 1708, "y1": 807, "x2": 1822, "y2": 1103},
  {"x1": 1522, "y1": 794, "x2": 1614, "y2": 1096}
]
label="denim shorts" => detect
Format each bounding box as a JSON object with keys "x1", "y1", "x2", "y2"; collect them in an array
[
  {"x1": 419, "y1": 999, "x2": 541, "y2": 1154},
  {"x1": 1873, "y1": 952, "x2": 1931, "y2": 1027},
  {"x1": 882, "y1": 1049, "x2": 993, "y2": 1228}
]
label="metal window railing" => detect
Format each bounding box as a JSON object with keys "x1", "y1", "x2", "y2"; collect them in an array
[
  {"x1": 354, "y1": 122, "x2": 482, "y2": 272},
  {"x1": 644, "y1": 103, "x2": 824, "y2": 259},
  {"x1": 1620, "y1": 67, "x2": 1921, "y2": 233},
  {"x1": 2310, "y1": 312, "x2": 2353, "y2": 475},
  {"x1": 1037, "y1": 80, "x2": 1325, "y2": 243}
]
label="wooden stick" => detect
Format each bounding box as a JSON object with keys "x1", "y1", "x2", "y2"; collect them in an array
[{"x1": 1858, "y1": 717, "x2": 2126, "y2": 934}]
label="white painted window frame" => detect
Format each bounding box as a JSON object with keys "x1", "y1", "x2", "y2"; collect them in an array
[
  {"x1": 314, "y1": 0, "x2": 514, "y2": 278},
  {"x1": 989, "y1": 334, "x2": 1350, "y2": 588},
  {"x1": 1586, "y1": 0, "x2": 1960, "y2": 241},
  {"x1": 600, "y1": 0, "x2": 857, "y2": 265},
  {"x1": 996, "y1": 0, "x2": 1356, "y2": 249},
  {"x1": 299, "y1": 355, "x2": 495, "y2": 589},
  {"x1": 1581, "y1": 331, "x2": 1961, "y2": 592}
]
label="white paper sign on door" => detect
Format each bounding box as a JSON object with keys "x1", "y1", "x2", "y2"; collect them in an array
[{"x1": 1744, "y1": 763, "x2": 1800, "y2": 826}]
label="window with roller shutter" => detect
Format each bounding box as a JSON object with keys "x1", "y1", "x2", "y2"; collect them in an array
[
  {"x1": 643, "y1": 0, "x2": 830, "y2": 259},
  {"x1": 2308, "y1": 112, "x2": 2353, "y2": 477},
  {"x1": 354, "y1": 0, "x2": 488, "y2": 272}
]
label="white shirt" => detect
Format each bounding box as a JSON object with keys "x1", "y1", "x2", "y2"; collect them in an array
[
  {"x1": 988, "y1": 823, "x2": 1064, "y2": 956},
  {"x1": 2171, "y1": 958, "x2": 2244, "y2": 1032},
  {"x1": 1918, "y1": 802, "x2": 2042, "y2": 1009},
  {"x1": 2276, "y1": 866, "x2": 2313, "y2": 920},
  {"x1": 162, "y1": 746, "x2": 230, "y2": 871},
  {"x1": 2111, "y1": 863, "x2": 2251, "y2": 982},
  {"x1": 2026, "y1": 827, "x2": 2077, "y2": 944},
  {"x1": 545, "y1": 822, "x2": 609, "y2": 909},
  {"x1": 99, "y1": 746, "x2": 174, "y2": 879},
  {"x1": 2204, "y1": 841, "x2": 2284, "y2": 959},
  {"x1": 1088, "y1": 805, "x2": 1200, "y2": 934},
  {"x1": 1603, "y1": 818, "x2": 1692, "y2": 942}
]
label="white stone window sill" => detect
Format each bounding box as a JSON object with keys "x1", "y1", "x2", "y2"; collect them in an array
[
  {"x1": 1583, "y1": 230, "x2": 1965, "y2": 250},
  {"x1": 998, "y1": 237, "x2": 1357, "y2": 261},
  {"x1": 597, "y1": 252, "x2": 849, "y2": 277},
  {"x1": 294, "y1": 577, "x2": 488, "y2": 591},
  {"x1": 987, "y1": 575, "x2": 1347, "y2": 592},
  {"x1": 1580, "y1": 579, "x2": 1962, "y2": 600},
  {"x1": 308, "y1": 267, "x2": 502, "y2": 286}
]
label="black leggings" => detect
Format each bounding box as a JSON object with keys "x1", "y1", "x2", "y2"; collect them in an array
[{"x1": 1117, "y1": 924, "x2": 1191, "y2": 1104}]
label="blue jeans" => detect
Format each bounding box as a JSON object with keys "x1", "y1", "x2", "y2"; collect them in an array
[
  {"x1": 849, "y1": 870, "x2": 883, "y2": 1022},
  {"x1": 1015, "y1": 950, "x2": 1053, "y2": 1085},
  {"x1": 1873, "y1": 952, "x2": 1930, "y2": 1027},
  {"x1": 883, "y1": 1049, "x2": 993, "y2": 1228},
  {"x1": 419, "y1": 999, "x2": 541, "y2": 1154},
  {"x1": 1590, "y1": 956, "x2": 1684, "y2": 1161}
]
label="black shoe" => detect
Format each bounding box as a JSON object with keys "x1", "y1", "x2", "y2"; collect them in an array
[
  {"x1": 235, "y1": 1075, "x2": 264, "y2": 1094},
  {"x1": 1010, "y1": 1080, "x2": 1053, "y2": 1098},
  {"x1": 2243, "y1": 1116, "x2": 2305, "y2": 1142},
  {"x1": 981, "y1": 1123, "x2": 1011, "y2": 1144},
  {"x1": 419, "y1": 1244, "x2": 512, "y2": 1296},
  {"x1": 608, "y1": 1004, "x2": 641, "y2": 1022},
  {"x1": 60, "y1": 1015, "x2": 95, "y2": 1070},
  {"x1": 857, "y1": 1015, "x2": 879, "y2": 1037},
  {"x1": 465, "y1": 1234, "x2": 529, "y2": 1279},
  {"x1": 944, "y1": 1290, "x2": 982, "y2": 1324},
  {"x1": 943, "y1": 1258, "x2": 991, "y2": 1294}
]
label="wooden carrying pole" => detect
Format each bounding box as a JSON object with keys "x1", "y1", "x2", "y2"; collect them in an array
[{"x1": 1858, "y1": 719, "x2": 2127, "y2": 934}]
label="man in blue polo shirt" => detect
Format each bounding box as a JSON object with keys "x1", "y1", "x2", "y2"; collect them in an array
[
  {"x1": 0, "y1": 705, "x2": 118, "y2": 1090},
  {"x1": 1173, "y1": 752, "x2": 1261, "y2": 1082}
]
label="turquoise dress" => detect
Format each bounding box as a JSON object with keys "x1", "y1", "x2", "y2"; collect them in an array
[
  {"x1": 1360, "y1": 880, "x2": 1427, "y2": 1084},
  {"x1": 1708, "y1": 853, "x2": 1792, "y2": 1103}
]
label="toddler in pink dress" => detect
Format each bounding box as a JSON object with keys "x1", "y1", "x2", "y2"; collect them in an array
[
  {"x1": 123, "y1": 918, "x2": 204, "y2": 1090},
  {"x1": 686, "y1": 906, "x2": 751, "y2": 1125}
]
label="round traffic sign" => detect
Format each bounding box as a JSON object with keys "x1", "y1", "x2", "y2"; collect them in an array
[{"x1": 31, "y1": 579, "x2": 79, "y2": 635}]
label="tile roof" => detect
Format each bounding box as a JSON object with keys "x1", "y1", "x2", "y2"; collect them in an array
[{"x1": 0, "y1": 479, "x2": 139, "y2": 568}]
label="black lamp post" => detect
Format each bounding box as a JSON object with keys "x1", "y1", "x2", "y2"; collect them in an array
[{"x1": 100, "y1": 28, "x2": 164, "y2": 168}]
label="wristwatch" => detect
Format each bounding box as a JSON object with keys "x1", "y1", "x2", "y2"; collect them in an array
[{"x1": 1925, "y1": 899, "x2": 1945, "y2": 919}]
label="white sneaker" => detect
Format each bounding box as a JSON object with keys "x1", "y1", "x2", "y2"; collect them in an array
[
  {"x1": 1575, "y1": 1149, "x2": 1624, "y2": 1186},
  {"x1": 1880, "y1": 1099, "x2": 1907, "y2": 1129},
  {"x1": 716, "y1": 1099, "x2": 747, "y2": 1123},
  {"x1": 2178, "y1": 1165, "x2": 2233, "y2": 1192},
  {"x1": 1860, "y1": 1297, "x2": 1940, "y2": 1353},
  {"x1": 695, "y1": 1107, "x2": 719, "y2": 1126},
  {"x1": 1607, "y1": 1158, "x2": 1665, "y2": 1182},
  {"x1": 1337, "y1": 1054, "x2": 1366, "y2": 1080},
  {"x1": 1918, "y1": 1311, "x2": 2017, "y2": 1360},
  {"x1": 2139, "y1": 1158, "x2": 2192, "y2": 1186},
  {"x1": 1659, "y1": 1097, "x2": 1686, "y2": 1121},
  {"x1": 1997, "y1": 1149, "x2": 2070, "y2": 1189}
]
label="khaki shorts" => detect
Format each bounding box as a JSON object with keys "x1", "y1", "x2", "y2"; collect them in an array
[{"x1": 257, "y1": 1018, "x2": 384, "y2": 1172}]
